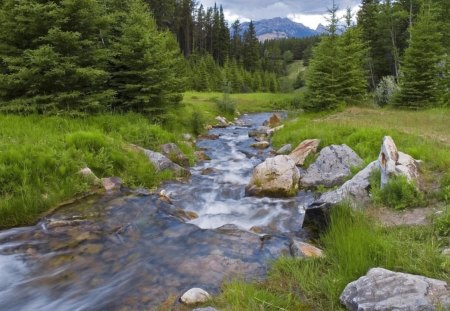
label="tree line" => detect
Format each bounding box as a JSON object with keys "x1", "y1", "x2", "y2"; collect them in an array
[
  {"x1": 305, "y1": 0, "x2": 449, "y2": 110},
  {"x1": 0, "y1": 0, "x2": 185, "y2": 115}
]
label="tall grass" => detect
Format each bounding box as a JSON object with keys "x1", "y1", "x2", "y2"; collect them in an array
[
  {"x1": 0, "y1": 113, "x2": 193, "y2": 228},
  {"x1": 215, "y1": 204, "x2": 450, "y2": 310}
]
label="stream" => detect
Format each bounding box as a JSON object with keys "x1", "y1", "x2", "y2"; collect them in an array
[{"x1": 0, "y1": 113, "x2": 315, "y2": 310}]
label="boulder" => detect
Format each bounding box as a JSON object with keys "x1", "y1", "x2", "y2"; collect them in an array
[
  {"x1": 180, "y1": 288, "x2": 211, "y2": 305},
  {"x1": 101, "y1": 177, "x2": 122, "y2": 192},
  {"x1": 315, "y1": 161, "x2": 378, "y2": 207},
  {"x1": 379, "y1": 136, "x2": 399, "y2": 187},
  {"x1": 215, "y1": 116, "x2": 229, "y2": 126},
  {"x1": 340, "y1": 268, "x2": 450, "y2": 311},
  {"x1": 268, "y1": 113, "x2": 282, "y2": 128},
  {"x1": 276, "y1": 144, "x2": 292, "y2": 155},
  {"x1": 301, "y1": 144, "x2": 363, "y2": 188},
  {"x1": 246, "y1": 155, "x2": 300, "y2": 197},
  {"x1": 248, "y1": 126, "x2": 270, "y2": 139},
  {"x1": 378, "y1": 136, "x2": 420, "y2": 188},
  {"x1": 290, "y1": 239, "x2": 324, "y2": 258},
  {"x1": 161, "y1": 143, "x2": 190, "y2": 167},
  {"x1": 141, "y1": 148, "x2": 190, "y2": 177},
  {"x1": 289, "y1": 139, "x2": 320, "y2": 166},
  {"x1": 192, "y1": 308, "x2": 218, "y2": 311},
  {"x1": 251, "y1": 141, "x2": 270, "y2": 149}
]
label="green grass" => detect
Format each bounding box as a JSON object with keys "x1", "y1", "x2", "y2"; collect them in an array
[
  {"x1": 213, "y1": 204, "x2": 450, "y2": 310},
  {"x1": 0, "y1": 113, "x2": 195, "y2": 228},
  {"x1": 272, "y1": 107, "x2": 450, "y2": 197}
]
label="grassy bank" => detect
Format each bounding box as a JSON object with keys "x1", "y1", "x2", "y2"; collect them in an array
[
  {"x1": 0, "y1": 91, "x2": 296, "y2": 228},
  {"x1": 0, "y1": 113, "x2": 195, "y2": 228},
  {"x1": 213, "y1": 204, "x2": 450, "y2": 311},
  {"x1": 211, "y1": 106, "x2": 450, "y2": 310}
]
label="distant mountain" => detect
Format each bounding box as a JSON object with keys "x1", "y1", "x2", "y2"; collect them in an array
[
  {"x1": 239, "y1": 17, "x2": 319, "y2": 42},
  {"x1": 315, "y1": 23, "x2": 328, "y2": 35}
]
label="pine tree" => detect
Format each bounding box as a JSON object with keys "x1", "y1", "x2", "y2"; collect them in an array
[
  {"x1": 0, "y1": 0, "x2": 114, "y2": 113},
  {"x1": 109, "y1": 0, "x2": 185, "y2": 114},
  {"x1": 305, "y1": 4, "x2": 341, "y2": 110},
  {"x1": 337, "y1": 26, "x2": 368, "y2": 103},
  {"x1": 396, "y1": 1, "x2": 444, "y2": 109},
  {"x1": 242, "y1": 21, "x2": 260, "y2": 72}
]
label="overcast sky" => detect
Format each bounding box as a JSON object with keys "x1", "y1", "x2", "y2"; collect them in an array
[{"x1": 198, "y1": 0, "x2": 362, "y2": 29}]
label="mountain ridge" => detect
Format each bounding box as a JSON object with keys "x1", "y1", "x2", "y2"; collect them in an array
[{"x1": 239, "y1": 17, "x2": 319, "y2": 41}]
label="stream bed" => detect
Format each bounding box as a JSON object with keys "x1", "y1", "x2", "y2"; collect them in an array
[{"x1": 0, "y1": 113, "x2": 315, "y2": 310}]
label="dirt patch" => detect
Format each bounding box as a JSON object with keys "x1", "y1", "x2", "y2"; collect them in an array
[{"x1": 366, "y1": 206, "x2": 435, "y2": 227}]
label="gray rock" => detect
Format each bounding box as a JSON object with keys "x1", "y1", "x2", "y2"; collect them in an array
[
  {"x1": 142, "y1": 148, "x2": 190, "y2": 177},
  {"x1": 246, "y1": 155, "x2": 300, "y2": 197},
  {"x1": 78, "y1": 167, "x2": 99, "y2": 182},
  {"x1": 289, "y1": 139, "x2": 320, "y2": 166},
  {"x1": 180, "y1": 288, "x2": 211, "y2": 305},
  {"x1": 101, "y1": 177, "x2": 122, "y2": 192},
  {"x1": 193, "y1": 308, "x2": 218, "y2": 311},
  {"x1": 316, "y1": 161, "x2": 378, "y2": 207},
  {"x1": 248, "y1": 126, "x2": 270, "y2": 139},
  {"x1": 301, "y1": 144, "x2": 363, "y2": 188},
  {"x1": 276, "y1": 144, "x2": 292, "y2": 155},
  {"x1": 161, "y1": 143, "x2": 190, "y2": 167},
  {"x1": 379, "y1": 136, "x2": 398, "y2": 188},
  {"x1": 340, "y1": 268, "x2": 450, "y2": 311},
  {"x1": 379, "y1": 136, "x2": 420, "y2": 188}
]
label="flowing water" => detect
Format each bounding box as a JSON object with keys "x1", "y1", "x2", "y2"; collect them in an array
[{"x1": 0, "y1": 113, "x2": 315, "y2": 310}]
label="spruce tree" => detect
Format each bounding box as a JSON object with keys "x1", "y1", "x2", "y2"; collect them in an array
[
  {"x1": 396, "y1": 1, "x2": 444, "y2": 109},
  {"x1": 109, "y1": 0, "x2": 185, "y2": 114},
  {"x1": 337, "y1": 26, "x2": 368, "y2": 103},
  {"x1": 304, "y1": 5, "x2": 341, "y2": 110},
  {"x1": 0, "y1": 0, "x2": 114, "y2": 113},
  {"x1": 242, "y1": 21, "x2": 260, "y2": 72}
]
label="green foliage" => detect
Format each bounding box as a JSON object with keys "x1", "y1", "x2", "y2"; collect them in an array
[
  {"x1": 396, "y1": 1, "x2": 445, "y2": 109},
  {"x1": 440, "y1": 172, "x2": 450, "y2": 203},
  {"x1": 305, "y1": 10, "x2": 367, "y2": 111},
  {"x1": 0, "y1": 0, "x2": 185, "y2": 115},
  {"x1": 216, "y1": 83, "x2": 236, "y2": 115},
  {"x1": 370, "y1": 171, "x2": 425, "y2": 210},
  {"x1": 435, "y1": 207, "x2": 450, "y2": 237},
  {"x1": 374, "y1": 76, "x2": 399, "y2": 106}
]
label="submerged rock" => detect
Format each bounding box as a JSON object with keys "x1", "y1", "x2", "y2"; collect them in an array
[
  {"x1": 340, "y1": 268, "x2": 450, "y2": 311},
  {"x1": 248, "y1": 126, "x2": 270, "y2": 139},
  {"x1": 289, "y1": 139, "x2": 320, "y2": 166},
  {"x1": 246, "y1": 155, "x2": 300, "y2": 197},
  {"x1": 180, "y1": 288, "x2": 211, "y2": 305},
  {"x1": 161, "y1": 143, "x2": 190, "y2": 167},
  {"x1": 301, "y1": 144, "x2": 363, "y2": 188},
  {"x1": 251, "y1": 141, "x2": 270, "y2": 149}
]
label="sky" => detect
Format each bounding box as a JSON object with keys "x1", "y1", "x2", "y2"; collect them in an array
[{"x1": 198, "y1": 0, "x2": 362, "y2": 29}]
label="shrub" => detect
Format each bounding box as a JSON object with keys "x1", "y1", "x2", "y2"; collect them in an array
[
  {"x1": 435, "y1": 207, "x2": 450, "y2": 237},
  {"x1": 374, "y1": 76, "x2": 399, "y2": 107},
  {"x1": 371, "y1": 170, "x2": 425, "y2": 210}
]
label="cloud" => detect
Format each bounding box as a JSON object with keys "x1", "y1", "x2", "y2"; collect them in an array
[{"x1": 199, "y1": 0, "x2": 361, "y2": 28}]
